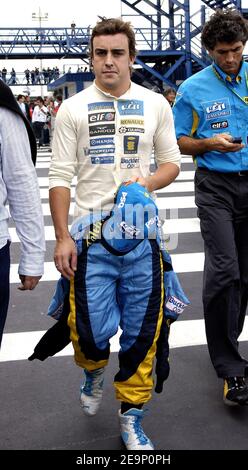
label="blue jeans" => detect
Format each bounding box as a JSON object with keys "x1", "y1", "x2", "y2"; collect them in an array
[{"x1": 0, "y1": 241, "x2": 10, "y2": 347}]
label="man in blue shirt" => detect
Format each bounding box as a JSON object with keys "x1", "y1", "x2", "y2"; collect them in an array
[{"x1": 173, "y1": 9, "x2": 248, "y2": 406}]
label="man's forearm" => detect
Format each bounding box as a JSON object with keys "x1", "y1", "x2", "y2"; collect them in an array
[
  {"x1": 177, "y1": 135, "x2": 215, "y2": 155},
  {"x1": 49, "y1": 187, "x2": 71, "y2": 240},
  {"x1": 145, "y1": 162, "x2": 180, "y2": 192}
]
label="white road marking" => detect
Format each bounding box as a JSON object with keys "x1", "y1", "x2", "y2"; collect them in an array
[
  {"x1": 10, "y1": 252, "x2": 204, "y2": 284},
  {"x1": 1, "y1": 318, "x2": 248, "y2": 362},
  {"x1": 9, "y1": 217, "x2": 201, "y2": 243}
]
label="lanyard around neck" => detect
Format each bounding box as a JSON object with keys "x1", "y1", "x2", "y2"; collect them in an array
[{"x1": 212, "y1": 65, "x2": 248, "y2": 105}]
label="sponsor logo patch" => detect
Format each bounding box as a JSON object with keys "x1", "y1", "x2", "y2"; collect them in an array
[
  {"x1": 145, "y1": 215, "x2": 159, "y2": 229},
  {"x1": 119, "y1": 126, "x2": 145, "y2": 134},
  {"x1": 91, "y1": 156, "x2": 115, "y2": 164},
  {"x1": 88, "y1": 101, "x2": 114, "y2": 111},
  {"x1": 202, "y1": 98, "x2": 231, "y2": 121},
  {"x1": 165, "y1": 295, "x2": 187, "y2": 314},
  {"x1": 85, "y1": 220, "x2": 102, "y2": 247},
  {"x1": 89, "y1": 147, "x2": 115, "y2": 155},
  {"x1": 211, "y1": 120, "x2": 229, "y2": 129},
  {"x1": 120, "y1": 157, "x2": 139, "y2": 169},
  {"x1": 118, "y1": 100, "x2": 144, "y2": 116},
  {"x1": 118, "y1": 191, "x2": 128, "y2": 208},
  {"x1": 118, "y1": 221, "x2": 141, "y2": 236},
  {"x1": 120, "y1": 119, "x2": 144, "y2": 125},
  {"x1": 88, "y1": 112, "x2": 115, "y2": 123},
  {"x1": 90, "y1": 137, "x2": 114, "y2": 146},
  {"x1": 89, "y1": 124, "x2": 115, "y2": 136},
  {"x1": 124, "y1": 135, "x2": 139, "y2": 154}
]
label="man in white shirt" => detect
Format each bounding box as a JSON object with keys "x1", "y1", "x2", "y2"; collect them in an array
[
  {"x1": 32, "y1": 96, "x2": 48, "y2": 147},
  {"x1": 49, "y1": 17, "x2": 181, "y2": 451},
  {"x1": 0, "y1": 83, "x2": 45, "y2": 348}
]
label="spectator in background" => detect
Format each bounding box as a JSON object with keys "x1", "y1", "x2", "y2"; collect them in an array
[
  {"x1": 32, "y1": 96, "x2": 48, "y2": 147},
  {"x1": 163, "y1": 87, "x2": 176, "y2": 107},
  {"x1": 24, "y1": 68, "x2": 30, "y2": 85},
  {"x1": 8, "y1": 68, "x2": 16, "y2": 85},
  {"x1": 23, "y1": 93, "x2": 32, "y2": 123},
  {"x1": 17, "y1": 94, "x2": 26, "y2": 116},
  {"x1": 71, "y1": 21, "x2": 76, "y2": 36},
  {"x1": 54, "y1": 95, "x2": 63, "y2": 113},
  {"x1": 48, "y1": 95, "x2": 63, "y2": 147},
  {"x1": 2, "y1": 67, "x2": 7, "y2": 83}
]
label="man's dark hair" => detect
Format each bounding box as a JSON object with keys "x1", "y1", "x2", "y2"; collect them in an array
[
  {"x1": 201, "y1": 9, "x2": 248, "y2": 51},
  {"x1": 90, "y1": 17, "x2": 136, "y2": 61},
  {"x1": 163, "y1": 87, "x2": 176, "y2": 97},
  {"x1": 36, "y1": 96, "x2": 44, "y2": 104}
]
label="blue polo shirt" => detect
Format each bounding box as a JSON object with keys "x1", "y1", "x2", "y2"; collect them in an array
[{"x1": 173, "y1": 60, "x2": 248, "y2": 171}]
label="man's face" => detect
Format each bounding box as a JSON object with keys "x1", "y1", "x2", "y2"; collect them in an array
[
  {"x1": 166, "y1": 92, "x2": 176, "y2": 106},
  {"x1": 209, "y1": 41, "x2": 245, "y2": 75},
  {"x1": 91, "y1": 33, "x2": 134, "y2": 97}
]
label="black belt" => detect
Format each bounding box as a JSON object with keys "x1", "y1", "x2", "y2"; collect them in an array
[
  {"x1": 197, "y1": 167, "x2": 248, "y2": 177},
  {"x1": 237, "y1": 171, "x2": 248, "y2": 176}
]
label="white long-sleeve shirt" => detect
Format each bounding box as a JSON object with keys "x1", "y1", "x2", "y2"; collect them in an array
[
  {"x1": 32, "y1": 105, "x2": 48, "y2": 123},
  {"x1": 0, "y1": 108, "x2": 45, "y2": 275},
  {"x1": 49, "y1": 81, "x2": 181, "y2": 217}
]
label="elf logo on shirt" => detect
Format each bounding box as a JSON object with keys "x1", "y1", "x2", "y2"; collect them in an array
[{"x1": 211, "y1": 120, "x2": 229, "y2": 129}]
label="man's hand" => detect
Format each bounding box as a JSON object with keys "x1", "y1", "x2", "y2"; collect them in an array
[
  {"x1": 53, "y1": 237, "x2": 77, "y2": 280},
  {"x1": 124, "y1": 175, "x2": 149, "y2": 189},
  {"x1": 18, "y1": 275, "x2": 42, "y2": 291},
  {"x1": 209, "y1": 133, "x2": 245, "y2": 152}
]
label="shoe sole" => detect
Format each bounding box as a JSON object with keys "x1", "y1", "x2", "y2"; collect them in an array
[
  {"x1": 223, "y1": 397, "x2": 248, "y2": 406},
  {"x1": 223, "y1": 397, "x2": 239, "y2": 406}
]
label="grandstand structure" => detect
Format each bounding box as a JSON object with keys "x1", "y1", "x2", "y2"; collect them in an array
[{"x1": 0, "y1": 0, "x2": 246, "y2": 92}]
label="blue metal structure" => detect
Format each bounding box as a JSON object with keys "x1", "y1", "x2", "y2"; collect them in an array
[
  {"x1": 120, "y1": 0, "x2": 243, "y2": 89},
  {"x1": 0, "y1": 0, "x2": 245, "y2": 89},
  {"x1": 0, "y1": 27, "x2": 90, "y2": 59}
]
